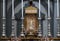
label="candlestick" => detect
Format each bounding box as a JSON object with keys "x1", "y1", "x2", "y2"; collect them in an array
[
  {"x1": 48, "y1": 0, "x2": 51, "y2": 37},
  {"x1": 11, "y1": 0, "x2": 15, "y2": 37},
  {"x1": 11, "y1": 0, "x2": 18, "y2": 41},
  {"x1": 57, "y1": 0, "x2": 59, "y2": 18},
  {"x1": 38, "y1": 0, "x2": 42, "y2": 37},
  {"x1": 2, "y1": 0, "x2": 6, "y2": 37},
  {"x1": 20, "y1": 0, "x2": 25, "y2": 37}
]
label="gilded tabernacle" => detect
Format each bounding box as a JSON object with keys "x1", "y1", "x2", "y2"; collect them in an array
[{"x1": 23, "y1": 0, "x2": 38, "y2": 36}]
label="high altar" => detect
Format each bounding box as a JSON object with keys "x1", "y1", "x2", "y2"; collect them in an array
[
  {"x1": 20, "y1": 1, "x2": 42, "y2": 41},
  {"x1": 1, "y1": 0, "x2": 60, "y2": 41}
]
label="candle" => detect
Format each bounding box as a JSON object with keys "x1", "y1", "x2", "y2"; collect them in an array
[
  {"x1": 48, "y1": 0, "x2": 50, "y2": 18},
  {"x1": 3, "y1": 0, "x2": 5, "y2": 19},
  {"x1": 39, "y1": 0, "x2": 41, "y2": 18},
  {"x1": 57, "y1": 0, "x2": 59, "y2": 18},
  {"x1": 21, "y1": 0, "x2": 24, "y2": 27},
  {"x1": 12, "y1": 0, "x2": 14, "y2": 19},
  {"x1": 22, "y1": 0, "x2": 23, "y2": 18}
]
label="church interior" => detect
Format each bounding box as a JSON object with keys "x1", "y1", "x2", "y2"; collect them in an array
[{"x1": 0, "y1": 0, "x2": 60, "y2": 41}]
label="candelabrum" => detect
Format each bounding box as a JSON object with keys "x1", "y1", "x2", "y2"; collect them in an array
[
  {"x1": 56, "y1": 18, "x2": 60, "y2": 37},
  {"x1": 47, "y1": 17, "x2": 52, "y2": 37},
  {"x1": 20, "y1": 17, "x2": 25, "y2": 37},
  {"x1": 38, "y1": 17, "x2": 42, "y2": 37}
]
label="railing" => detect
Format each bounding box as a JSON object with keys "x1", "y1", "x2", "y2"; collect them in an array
[{"x1": 1, "y1": 37, "x2": 60, "y2": 41}]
